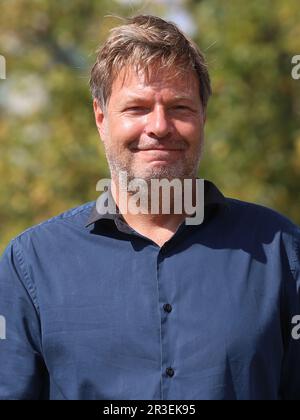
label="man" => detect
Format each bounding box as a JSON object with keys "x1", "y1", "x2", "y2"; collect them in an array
[{"x1": 0, "y1": 15, "x2": 299, "y2": 400}]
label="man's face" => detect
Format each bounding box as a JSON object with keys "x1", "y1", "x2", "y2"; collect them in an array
[{"x1": 94, "y1": 65, "x2": 206, "y2": 182}]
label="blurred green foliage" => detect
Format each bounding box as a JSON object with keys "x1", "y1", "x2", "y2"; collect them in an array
[
  {"x1": 190, "y1": 0, "x2": 300, "y2": 224},
  {"x1": 0, "y1": 0, "x2": 299, "y2": 253}
]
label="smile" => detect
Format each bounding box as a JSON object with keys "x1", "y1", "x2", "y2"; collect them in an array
[
  {"x1": 133, "y1": 149, "x2": 184, "y2": 162},
  {"x1": 133, "y1": 148, "x2": 184, "y2": 153}
]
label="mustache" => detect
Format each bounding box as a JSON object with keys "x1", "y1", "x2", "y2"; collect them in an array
[{"x1": 129, "y1": 139, "x2": 188, "y2": 151}]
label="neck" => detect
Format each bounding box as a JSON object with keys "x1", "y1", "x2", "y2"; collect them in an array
[{"x1": 110, "y1": 176, "x2": 198, "y2": 246}]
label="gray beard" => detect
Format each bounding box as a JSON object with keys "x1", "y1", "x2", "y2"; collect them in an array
[
  {"x1": 105, "y1": 145, "x2": 203, "y2": 185},
  {"x1": 105, "y1": 156, "x2": 202, "y2": 215}
]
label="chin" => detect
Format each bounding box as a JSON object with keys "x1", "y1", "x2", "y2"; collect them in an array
[{"x1": 134, "y1": 167, "x2": 192, "y2": 182}]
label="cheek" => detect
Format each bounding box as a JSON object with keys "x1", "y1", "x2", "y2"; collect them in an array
[
  {"x1": 174, "y1": 119, "x2": 202, "y2": 141},
  {"x1": 111, "y1": 116, "x2": 145, "y2": 141}
]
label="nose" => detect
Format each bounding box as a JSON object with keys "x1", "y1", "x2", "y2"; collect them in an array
[{"x1": 145, "y1": 105, "x2": 172, "y2": 139}]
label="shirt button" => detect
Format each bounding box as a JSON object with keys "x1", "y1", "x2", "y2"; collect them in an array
[
  {"x1": 163, "y1": 303, "x2": 172, "y2": 313},
  {"x1": 166, "y1": 367, "x2": 175, "y2": 377}
]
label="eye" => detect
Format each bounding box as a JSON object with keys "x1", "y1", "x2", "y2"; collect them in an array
[
  {"x1": 171, "y1": 105, "x2": 197, "y2": 114},
  {"x1": 172, "y1": 105, "x2": 190, "y2": 111},
  {"x1": 124, "y1": 107, "x2": 148, "y2": 113}
]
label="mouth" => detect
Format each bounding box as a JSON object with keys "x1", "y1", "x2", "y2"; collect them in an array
[
  {"x1": 132, "y1": 145, "x2": 186, "y2": 151},
  {"x1": 134, "y1": 148, "x2": 184, "y2": 152},
  {"x1": 132, "y1": 148, "x2": 184, "y2": 162}
]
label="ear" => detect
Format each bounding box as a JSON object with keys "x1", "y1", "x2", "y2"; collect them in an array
[{"x1": 93, "y1": 99, "x2": 106, "y2": 138}]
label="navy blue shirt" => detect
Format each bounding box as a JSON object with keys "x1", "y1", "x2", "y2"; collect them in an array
[{"x1": 0, "y1": 180, "x2": 299, "y2": 400}]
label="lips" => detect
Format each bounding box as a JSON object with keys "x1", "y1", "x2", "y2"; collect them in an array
[
  {"x1": 131, "y1": 149, "x2": 184, "y2": 164},
  {"x1": 130, "y1": 140, "x2": 187, "y2": 152},
  {"x1": 132, "y1": 144, "x2": 186, "y2": 151},
  {"x1": 135, "y1": 148, "x2": 184, "y2": 151}
]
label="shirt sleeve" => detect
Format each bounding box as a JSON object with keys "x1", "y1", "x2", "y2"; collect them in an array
[
  {"x1": 0, "y1": 238, "x2": 47, "y2": 400},
  {"x1": 280, "y1": 226, "x2": 300, "y2": 400}
]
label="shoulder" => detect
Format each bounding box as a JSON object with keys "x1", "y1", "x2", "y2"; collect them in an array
[
  {"x1": 224, "y1": 197, "x2": 300, "y2": 270},
  {"x1": 10, "y1": 201, "x2": 95, "y2": 247},
  {"x1": 225, "y1": 197, "x2": 299, "y2": 234}
]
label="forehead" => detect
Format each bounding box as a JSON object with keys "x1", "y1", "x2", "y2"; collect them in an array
[{"x1": 110, "y1": 65, "x2": 200, "y2": 101}]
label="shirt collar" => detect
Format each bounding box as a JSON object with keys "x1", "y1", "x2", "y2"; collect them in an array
[{"x1": 85, "y1": 179, "x2": 227, "y2": 228}]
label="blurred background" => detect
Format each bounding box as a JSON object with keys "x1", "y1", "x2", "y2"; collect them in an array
[{"x1": 0, "y1": 0, "x2": 300, "y2": 253}]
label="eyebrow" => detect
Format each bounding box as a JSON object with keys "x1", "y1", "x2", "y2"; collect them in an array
[
  {"x1": 121, "y1": 94, "x2": 194, "y2": 104},
  {"x1": 171, "y1": 95, "x2": 193, "y2": 101}
]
